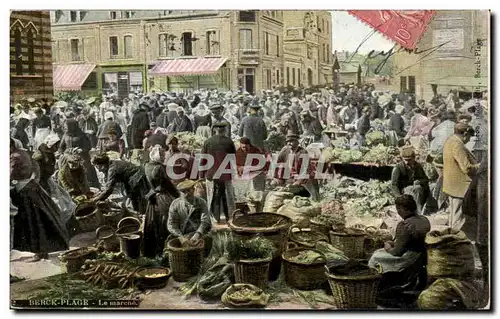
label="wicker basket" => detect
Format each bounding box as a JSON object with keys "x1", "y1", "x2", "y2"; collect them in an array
[
  {"x1": 59, "y1": 247, "x2": 98, "y2": 274},
  {"x1": 288, "y1": 225, "x2": 329, "y2": 249},
  {"x1": 74, "y1": 202, "x2": 102, "y2": 233},
  {"x1": 96, "y1": 225, "x2": 120, "y2": 252},
  {"x1": 326, "y1": 267, "x2": 380, "y2": 309},
  {"x1": 234, "y1": 258, "x2": 271, "y2": 289},
  {"x1": 166, "y1": 237, "x2": 205, "y2": 282},
  {"x1": 117, "y1": 217, "x2": 141, "y2": 230},
  {"x1": 282, "y1": 243, "x2": 327, "y2": 290},
  {"x1": 229, "y1": 210, "x2": 292, "y2": 281},
  {"x1": 364, "y1": 226, "x2": 391, "y2": 257},
  {"x1": 309, "y1": 219, "x2": 332, "y2": 238},
  {"x1": 329, "y1": 228, "x2": 366, "y2": 259}
]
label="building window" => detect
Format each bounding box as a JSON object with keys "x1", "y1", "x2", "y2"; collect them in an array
[
  {"x1": 239, "y1": 11, "x2": 256, "y2": 22},
  {"x1": 181, "y1": 32, "x2": 193, "y2": 56},
  {"x1": 286, "y1": 67, "x2": 290, "y2": 85},
  {"x1": 298, "y1": 70, "x2": 301, "y2": 86},
  {"x1": 276, "y1": 35, "x2": 280, "y2": 57},
  {"x1": 55, "y1": 10, "x2": 63, "y2": 23},
  {"x1": 276, "y1": 69, "x2": 280, "y2": 85},
  {"x1": 327, "y1": 44, "x2": 330, "y2": 63},
  {"x1": 14, "y1": 28, "x2": 22, "y2": 75},
  {"x1": 163, "y1": 10, "x2": 173, "y2": 15},
  {"x1": 307, "y1": 45, "x2": 312, "y2": 59},
  {"x1": 265, "y1": 69, "x2": 272, "y2": 89},
  {"x1": 110, "y1": 11, "x2": 118, "y2": 20},
  {"x1": 400, "y1": 76, "x2": 407, "y2": 93},
  {"x1": 109, "y1": 36, "x2": 118, "y2": 57},
  {"x1": 70, "y1": 11, "x2": 78, "y2": 22},
  {"x1": 159, "y1": 33, "x2": 169, "y2": 57},
  {"x1": 71, "y1": 39, "x2": 80, "y2": 61},
  {"x1": 124, "y1": 11, "x2": 135, "y2": 18},
  {"x1": 206, "y1": 30, "x2": 219, "y2": 55},
  {"x1": 124, "y1": 35, "x2": 133, "y2": 58},
  {"x1": 264, "y1": 32, "x2": 269, "y2": 55},
  {"x1": 408, "y1": 76, "x2": 416, "y2": 94},
  {"x1": 27, "y1": 29, "x2": 35, "y2": 74},
  {"x1": 292, "y1": 68, "x2": 296, "y2": 86},
  {"x1": 239, "y1": 29, "x2": 252, "y2": 50},
  {"x1": 237, "y1": 68, "x2": 255, "y2": 94},
  {"x1": 79, "y1": 11, "x2": 86, "y2": 21}
]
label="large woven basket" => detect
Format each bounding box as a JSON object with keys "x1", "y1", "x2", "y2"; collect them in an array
[
  {"x1": 166, "y1": 238, "x2": 205, "y2": 282},
  {"x1": 329, "y1": 229, "x2": 366, "y2": 259},
  {"x1": 326, "y1": 267, "x2": 381, "y2": 309},
  {"x1": 59, "y1": 247, "x2": 98, "y2": 274},
  {"x1": 234, "y1": 258, "x2": 271, "y2": 289},
  {"x1": 229, "y1": 210, "x2": 292, "y2": 281},
  {"x1": 309, "y1": 219, "x2": 332, "y2": 238},
  {"x1": 73, "y1": 202, "x2": 102, "y2": 233},
  {"x1": 282, "y1": 243, "x2": 327, "y2": 290},
  {"x1": 103, "y1": 210, "x2": 124, "y2": 228},
  {"x1": 288, "y1": 225, "x2": 329, "y2": 249}
]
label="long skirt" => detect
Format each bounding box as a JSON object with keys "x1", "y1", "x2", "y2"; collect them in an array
[
  {"x1": 196, "y1": 126, "x2": 212, "y2": 139},
  {"x1": 10, "y1": 181, "x2": 69, "y2": 254},
  {"x1": 143, "y1": 192, "x2": 175, "y2": 258}
]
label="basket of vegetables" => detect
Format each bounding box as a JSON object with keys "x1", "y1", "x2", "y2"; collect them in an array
[
  {"x1": 329, "y1": 228, "x2": 367, "y2": 259},
  {"x1": 310, "y1": 200, "x2": 346, "y2": 237},
  {"x1": 221, "y1": 284, "x2": 270, "y2": 308},
  {"x1": 288, "y1": 225, "x2": 329, "y2": 249},
  {"x1": 282, "y1": 242, "x2": 327, "y2": 290},
  {"x1": 96, "y1": 225, "x2": 120, "y2": 252},
  {"x1": 73, "y1": 202, "x2": 103, "y2": 233},
  {"x1": 135, "y1": 266, "x2": 172, "y2": 290},
  {"x1": 229, "y1": 209, "x2": 292, "y2": 281},
  {"x1": 229, "y1": 237, "x2": 275, "y2": 289},
  {"x1": 166, "y1": 237, "x2": 205, "y2": 282},
  {"x1": 59, "y1": 247, "x2": 98, "y2": 274}
]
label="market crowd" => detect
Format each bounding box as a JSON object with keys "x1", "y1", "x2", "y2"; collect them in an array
[{"x1": 10, "y1": 83, "x2": 488, "y2": 306}]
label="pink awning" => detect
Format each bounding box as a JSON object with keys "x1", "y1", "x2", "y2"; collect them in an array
[
  {"x1": 53, "y1": 64, "x2": 96, "y2": 91},
  {"x1": 149, "y1": 57, "x2": 228, "y2": 76}
]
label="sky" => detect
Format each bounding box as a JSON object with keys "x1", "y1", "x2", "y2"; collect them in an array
[{"x1": 331, "y1": 11, "x2": 395, "y2": 54}]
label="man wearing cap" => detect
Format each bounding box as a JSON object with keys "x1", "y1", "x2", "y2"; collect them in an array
[
  {"x1": 167, "y1": 180, "x2": 212, "y2": 246},
  {"x1": 274, "y1": 132, "x2": 320, "y2": 201},
  {"x1": 32, "y1": 107, "x2": 51, "y2": 150},
  {"x1": 387, "y1": 104, "x2": 406, "y2": 147},
  {"x1": 442, "y1": 123, "x2": 480, "y2": 230},
  {"x1": 391, "y1": 146, "x2": 430, "y2": 213},
  {"x1": 238, "y1": 103, "x2": 267, "y2": 150},
  {"x1": 210, "y1": 104, "x2": 231, "y2": 138},
  {"x1": 339, "y1": 101, "x2": 359, "y2": 128},
  {"x1": 201, "y1": 121, "x2": 237, "y2": 223}
]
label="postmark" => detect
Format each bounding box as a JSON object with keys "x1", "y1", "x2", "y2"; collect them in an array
[{"x1": 347, "y1": 10, "x2": 435, "y2": 49}]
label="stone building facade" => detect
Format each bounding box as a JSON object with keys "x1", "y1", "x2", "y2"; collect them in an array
[
  {"x1": 51, "y1": 10, "x2": 333, "y2": 97},
  {"x1": 10, "y1": 11, "x2": 53, "y2": 102},
  {"x1": 392, "y1": 10, "x2": 489, "y2": 101}
]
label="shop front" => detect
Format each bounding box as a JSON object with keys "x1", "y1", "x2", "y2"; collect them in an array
[
  {"x1": 148, "y1": 57, "x2": 229, "y2": 94},
  {"x1": 100, "y1": 65, "x2": 146, "y2": 99}
]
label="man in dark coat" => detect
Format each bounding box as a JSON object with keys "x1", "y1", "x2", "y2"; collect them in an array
[
  {"x1": 391, "y1": 146, "x2": 430, "y2": 213},
  {"x1": 191, "y1": 91, "x2": 201, "y2": 109},
  {"x1": 238, "y1": 104, "x2": 268, "y2": 150},
  {"x1": 357, "y1": 104, "x2": 372, "y2": 146},
  {"x1": 389, "y1": 105, "x2": 407, "y2": 138},
  {"x1": 176, "y1": 93, "x2": 189, "y2": 110},
  {"x1": 201, "y1": 122, "x2": 237, "y2": 223},
  {"x1": 128, "y1": 103, "x2": 150, "y2": 149},
  {"x1": 210, "y1": 104, "x2": 231, "y2": 137},
  {"x1": 77, "y1": 107, "x2": 99, "y2": 148},
  {"x1": 171, "y1": 107, "x2": 193, "y2": 133}
]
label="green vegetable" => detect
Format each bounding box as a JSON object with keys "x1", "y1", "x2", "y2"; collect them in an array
[
  {"x1": 228, "y1": 237, "x2": 276, "y2": 261},
  {"x1": 366, "y1": 130, "x2": 387, "y2": 146}
]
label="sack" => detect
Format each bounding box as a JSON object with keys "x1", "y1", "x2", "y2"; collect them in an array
[
  {"x1": 262, "y1": 191, "x2": 294, "y2": 213},
  {"x1": 418, "y1": 278, "x2": 479, "y2": 310},
  {"x1": 276, "y1": 196, "x2": 321, "y2": 228},
  {"x1": 425, "y1": 228, "x2": 475, "y2": 277},
  {"x1": 48, "y1": 177, "x2": 75, "y2": 223}
]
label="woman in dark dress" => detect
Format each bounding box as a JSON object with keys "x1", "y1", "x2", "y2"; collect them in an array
[
  {"x1": 12, "y1": 117, "x2": 30, "y2": 150},
  {"x1": 193, "y1": 104, "x2": 212, "y2": 138},
  {"x1": 143, "y1": 145, "x2": 180, "y2": 257},
  {"x1": 77, "y1": 107, "x2": 99, "y2": 149},
  {"x1": 10, "y1": 139, "x2": 69, "y2": 261},
  {"x1": 59, "y1": 119, "x2": 100, "y2": 188}
]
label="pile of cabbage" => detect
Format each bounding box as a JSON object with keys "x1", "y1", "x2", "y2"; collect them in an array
[
  {"x1": 320, "y1": 144, "x2": 399, "y2": 165},
  {"x1": 174, "y1": 132, "x2": 206, "y2": 153}
]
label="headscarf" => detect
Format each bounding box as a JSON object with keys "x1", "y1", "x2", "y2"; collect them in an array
[
  {"x1": 149, "y1": 144, "x2": 165, "y2": 163},
  {"x1": 104, "y1": 111, "x2": 114, "y2": 121},
  {"x1": 44, "y1": 133, "x2": 61, "y2": 148}
]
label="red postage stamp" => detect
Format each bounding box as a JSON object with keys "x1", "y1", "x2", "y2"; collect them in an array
[{"x1": 347, "y1": 10, "x2": 435, "y2": 49}]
